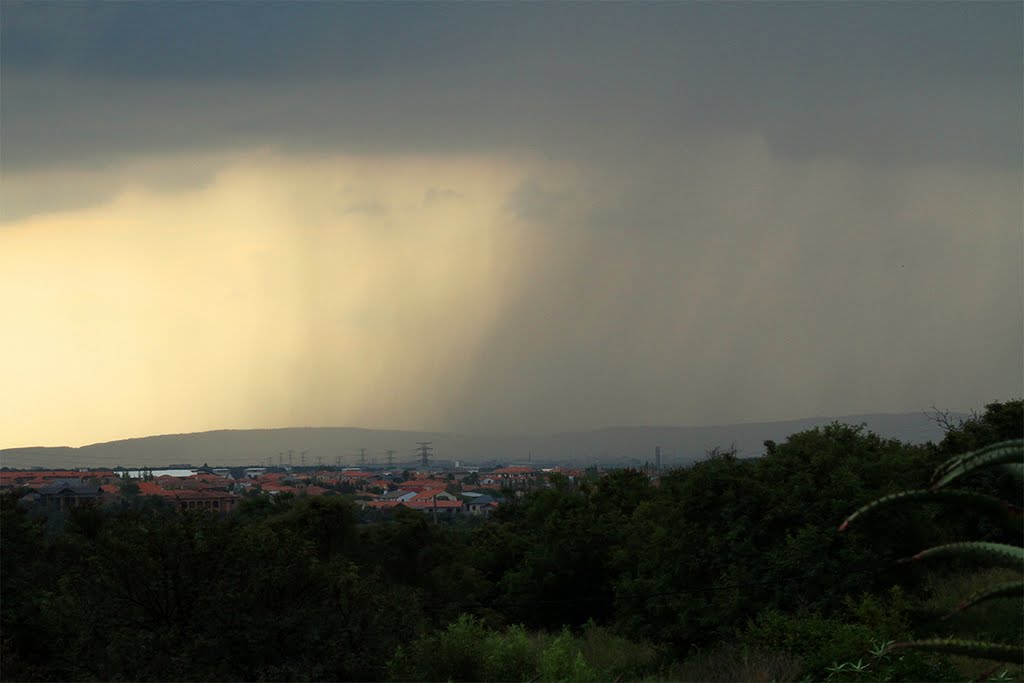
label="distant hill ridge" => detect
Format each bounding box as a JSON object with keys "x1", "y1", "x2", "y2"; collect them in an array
[{"x1": 0, "y1": 412, "x2": 963, "y2": 470}]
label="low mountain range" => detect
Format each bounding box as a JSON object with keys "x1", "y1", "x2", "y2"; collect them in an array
[{"x1": 0, "y1": 412, "x2": 964, "y2": 470}]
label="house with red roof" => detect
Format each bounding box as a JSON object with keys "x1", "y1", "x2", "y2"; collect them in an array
[
  {"x1": 260, "y1": 483, "x2": 302, "y2": 496},
  {"x1": 363, "y1": 500, "x2": 406, "y2": 511},
  {"x1": 491, "y1": 466, "x2": 536, "y2": 477},
  {"x1": 396, "y1": 479, "x2": 446, "y2": 492},
  {"x1": 304, "y1": 485, "x2": 331, "y2": 497},
  {"x1": 408, "y1": 489, "x2": 458, "y2": 503}
]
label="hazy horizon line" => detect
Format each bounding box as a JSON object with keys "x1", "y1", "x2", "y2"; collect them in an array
[{"x1": 0, "y1": 407, "x2": 974, "y2": 452}]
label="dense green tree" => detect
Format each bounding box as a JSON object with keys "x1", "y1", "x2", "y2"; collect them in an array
[
  {"x1": 0, "y1": 492, "x2": 55, "y2": 681},
  {"x1": 481, "y1": 483, "x2": 622, "y2": 629},
  {"x1": 613, "y1": 424, "x2": 949, "y2": 652},
  {"x1": 3, "y1": 401, "x2": 1019, "y2": 682},
  {"x1": 934, "y1": 399, "x2": 1023, "y2": 455}
]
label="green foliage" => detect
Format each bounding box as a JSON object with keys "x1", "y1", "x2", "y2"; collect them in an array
[
  {"x1": 843, "y1": 587, "x2": 912, "y2": 641},
  {"x1": 930, "y1": 440, "x2": 1024, "y2": 490},
  {"x1": 907, "y1": 541, "x2": 1024, "y2": 569},
  {"x1": 740, "y1": 591, "x2": 961, "y2": 682},
  {"x1": 387, "y1": 614, "x2": 490, "y2": 682},
  {"x1": 951, "y1": 580, "x2": 1024, "y2": 615},
  {"x1": 576, "y1": 620, "x2": 660, "y2": 681},
  {"x1": 118, "y1": 477, "x2": 141, "y2": 498},
  {"x1": 482, "y1": 624, "x2": 538, "y2": 682},
  {"x1": 659, "y1": 644, "x2": 804, "y2": 683},
  {"x1": 5, "y1": 400, "x2": 1019, "y2": 681},
  {"x1": 919, "y1": 569, "x2": 1024, "y2": 649},
  {"x1": 822, "y1": 639, "x2": 962, "y2": 683},
  {"x1": 614, "y1": 423, "x2": 945, "y2": 651},
  {"x1": 741, "y1": 609, "x2": 875, "y2": 674},
  {"x1": 889, "y1": 639, "x2": 1022, "y2": 664},
  {"x1": 0, "y1": 492, "x2": 55, "y2": 681},
  {"x1": 537, "y1": 629, "x2": 598, "y2": 683},
  {"x1": 385, "y1": 617, "x2": 658, "y2": 682},
  {"x1": 934, "y1": 400, "x2": 1023, "y2": 457},
  {"x1": 841, "y1": 436, "x2": 1024, "y2": 666},
  {"x1": 839, "y1": 489, "x2": 1021, "y2": 534},
  {"x1": 387, "y1": 617, "x2": 538, "y2": 682}
]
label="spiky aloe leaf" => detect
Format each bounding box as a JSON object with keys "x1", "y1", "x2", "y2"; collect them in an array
[
  {"x1": 929, "y1": 441, "x2": 1022, "y2": 488},
  {"x1": 888, "y1": 638, "x2": 1023, "y2": 664},
  {"x1": 930, "y1": 440, "x2": 1024, "y2": 490},
  {"x1": 1002, "y1": 463, "x2": 1024, "y2": 481},
  {"x1": 901, "y1": 542, "x2": 1024, "y2": 570},
  {"x1": 838, "y1": 490, "x2": 1021, "y2": 532},
  {"x1": 928, "y1": 440, "x2": 1017, "y2": 484},
  {"x1": 944, "y1": 581, "x2": 1024, "y2": 619}
]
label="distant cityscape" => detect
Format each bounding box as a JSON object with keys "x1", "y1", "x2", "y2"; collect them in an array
[{"x1": 1, "y1": 449, "x2": 655, "y2": 520}]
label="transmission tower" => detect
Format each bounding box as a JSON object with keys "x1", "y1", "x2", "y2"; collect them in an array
[
  {"x1": 359, "y1": 448, "x2": 367, "y2": 468},
  {"x1": 385, "y1": 449, "x2": 397, "y2": 469},
  {"x1": 416, "y1": 442, "x2": 433, "y2": 469}
]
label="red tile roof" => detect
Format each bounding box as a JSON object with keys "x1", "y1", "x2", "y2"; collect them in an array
[
  {"x1": 167, "y1": 490, "x2": 239, "y2": 500},
  {"x1": 137, "y1": 481, "x2": 170, "y2": 497},
  {"x1": 406, "y1": 499, "x2": 463, "y2": 509},
  {"x1": 492, "y1": 466, "x2": 536, "y2": 475},
  {"x1": 397, "y1": 479, "x2": 448, "y2": 491},
  {"x1": 261, "y1": 484, "x2": 301, "y2": 495},
  {"x1": 364, "y1": 500, "x2": 404, "y2": 509},
  {"x1": 408, "y1": 489, "x2": 453, "y2": 502}
]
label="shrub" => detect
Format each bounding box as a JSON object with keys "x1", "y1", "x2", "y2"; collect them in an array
[
  {"x1": 577, "y1": 620, "x2": 660, "y2": 680},
  {"x1": 538, "y1": 629, "x2": 598, "y2": 683},
  {"x1": 387, "y1": 614, "x2": 489, "y2": 682},
  {"x1": 741, "y1": 609, "x2": 874, "y2": 675},
  {"x1": 822, "y1": 639, "x2": 962, "y2": 683},
  {"x1": 660, "y1": 643, "x2": 804, "y2": 683},
  {"x1": 840, "y1": 439, "x2": 1023, "y2": 666},
  {"x1": 482, "y1": 624, "x2": 538, "y2": 682}
]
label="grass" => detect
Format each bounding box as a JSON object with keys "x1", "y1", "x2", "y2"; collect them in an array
[
  {"x1": 650, "y1": 644, "x2": 804, "y2": 682},
  {"x1": 915, "y1": 568, "x2": 1024, "y2": 682}
]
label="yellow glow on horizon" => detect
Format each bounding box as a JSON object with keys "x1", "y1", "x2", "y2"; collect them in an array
[
  {"x1": 0, "y1": 151, "x2": 565, "y2": 447},
  {"x1": 3, "y1": 143, "x2": 1019, "y2": 448}
]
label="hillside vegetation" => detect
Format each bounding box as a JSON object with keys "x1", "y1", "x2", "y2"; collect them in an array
[{"x1": 1, "y1": 401, "x2": 1020, "y2": 682}]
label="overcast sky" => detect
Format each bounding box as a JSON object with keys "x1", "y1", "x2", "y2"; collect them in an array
[{"x1": 2, "y1": 2, "x2": 1021, "y2": 447}]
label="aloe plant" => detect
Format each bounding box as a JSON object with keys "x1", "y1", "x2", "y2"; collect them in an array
[{"x1": 840, "y1": 439, "x2": 1024, "y2": 665}]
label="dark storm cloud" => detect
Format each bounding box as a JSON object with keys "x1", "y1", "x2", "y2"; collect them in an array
[
  {"x1": 3, "y1": 1, "x2": 1020, "y2": 175},
  {"x1": 2, "y1": 2, "x2": 1020, "y2": 442}
]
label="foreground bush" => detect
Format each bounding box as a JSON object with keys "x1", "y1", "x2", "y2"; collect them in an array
[
  {"x1": 840, "y1": 439, "x2": 1023, "y2": 667},
  {"x1": 386, "y1": 615, "x2": 659, "y2": 682}
]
